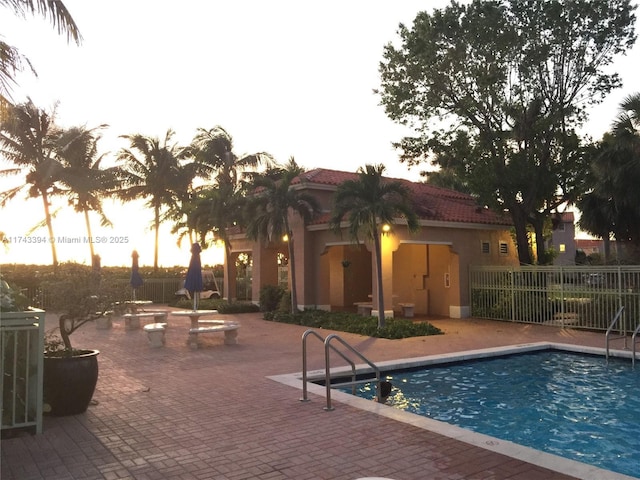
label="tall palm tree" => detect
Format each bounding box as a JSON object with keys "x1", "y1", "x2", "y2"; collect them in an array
[
  {"x1": 329, "y1": 164, "x2": 419, "y2": 328},
  {"x1": 116, "y1": 129, "x2": 194, "y2": 271},
  {"x1": 55, "y1": 125, "x2": 120, "y2": 263},
  {"x1": 190, "y1": 126, "x2": 271, "y2": 187},
  {"x1": 188, "y1": 126, "x2": 272, "y2": 295},
  {"x1": 0, "y1": 99, "x2": 62, "y2": 268},
  {"x1": 244, "y1": 158, "x2": 319, "y2": 313},
  {"x1": 1, "y1": 0, "x2": 81, "y2": 108}
]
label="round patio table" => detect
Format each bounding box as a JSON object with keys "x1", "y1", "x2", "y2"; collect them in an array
[{"x1": 172, "y1": 310, "x2": 219, "y2": 329}]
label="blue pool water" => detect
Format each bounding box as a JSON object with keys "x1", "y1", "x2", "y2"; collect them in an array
[{"x1": 342, "y1": 351, "x2": 640, "y2": 478}]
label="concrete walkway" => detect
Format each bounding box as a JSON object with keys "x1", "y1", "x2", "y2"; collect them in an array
[{"x1": 0, "y1": 310, "x2": 624, "y2": 479}]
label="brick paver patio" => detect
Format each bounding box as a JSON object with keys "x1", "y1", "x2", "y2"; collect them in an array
[{"x1": 0, "y1": 309, "x2": 629, "y2": 479}]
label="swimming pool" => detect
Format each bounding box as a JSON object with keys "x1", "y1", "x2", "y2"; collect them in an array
[
  {"x1": 342, "y1": 349, "x2": 640, "y2": 479},
  {"x1": 270, "y1": 342, "x2": 639, "y2": 480}
]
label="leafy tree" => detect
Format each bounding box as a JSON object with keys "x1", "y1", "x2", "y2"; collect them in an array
[
  {"x1": 378, "y1": 0, "x2": 636, "y2": 264},
  {"x1": 243, "y1": 158, "x2": 319, "y2": 313},
  {"x1": 55, "y1": 125, "x2": 120, "y2": 262},
  {"x1": 0, "y1": 99, "x2": 62, "y2": 268},
  {"x1": 578, "y1": 93, "x2": 640, "y2": 262},
  {"x1": 1, "y1": 0, "x2": 81, "y2": 107},
  {"x1": 116, "y1": 130, "x2": 195, "y2": 271},
  {"x1": 329, "y1": 164, "x2": 418, "y2": 328}
]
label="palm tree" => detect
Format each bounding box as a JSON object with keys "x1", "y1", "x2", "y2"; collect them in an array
[
  {"x1": 190, "y1": 126, "x2": 271, "y2": 187},
  {"x1": 605, "y1": 93, "x2": 640, "y2": 260},
  {"x1": 329, "y1": 164, "x2": 419, "y2": 328},
  {"x1": 244, "y1": 158, "x2": 319, "y2": 313},
  {"x1": 1, "y1": 0, "x2": 81, "y2": 107},
  {"x1": 116, "y1": 129, "x2": 194, "y2": 271},
  {"x1": 55, "y1": 125, "x2": 120, "y2": 263},
  {"x1": 0, "y1": 99, "x2": 62, "y2": 268},
  {"x1": 579, "y1": 94, "x2": 640, "y2": 262},
  {"x1": 576, "y1": 192, "x2": 614, "y2": 263},
  {"x1": 188, "y1": 126, "x2": 272, "y2": 296},
  {"x1": 612, "y1": 93, "x2": 640, "y2": 144}
]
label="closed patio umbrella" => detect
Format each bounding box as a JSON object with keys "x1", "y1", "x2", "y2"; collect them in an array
[
  {"x1": 130, "y1": 250, "x2": 144, "y2": 300},
  {"x1": 184, "y1": 243, "x2": 203, "y2": 310}
]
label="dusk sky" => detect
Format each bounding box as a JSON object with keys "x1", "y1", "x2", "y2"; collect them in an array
[{"x1": 1, "y1": 0, "x2": 639, "y2": 267}]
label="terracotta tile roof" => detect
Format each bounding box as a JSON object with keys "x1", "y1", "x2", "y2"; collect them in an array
[{"x1": 295, "y1": 168, "x2": 511, "y2": 227}]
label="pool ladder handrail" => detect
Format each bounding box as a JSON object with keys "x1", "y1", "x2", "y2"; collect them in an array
[
  {"x1": 300, "y1": 329, "x2": 382, "y2": 410},
  {"x1": 632, "y1": 323, "x2": 640, "y2": 368},
  {"x1": 300, "y1": 330, "x2": 357, "y2": 402},
  {"x1": 605, "y1": 306, "x2": 626, "y2": 362}
]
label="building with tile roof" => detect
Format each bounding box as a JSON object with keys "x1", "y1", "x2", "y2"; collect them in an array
[{"x1": 225, "y1": 168, "x2": 519, "y2": 318}]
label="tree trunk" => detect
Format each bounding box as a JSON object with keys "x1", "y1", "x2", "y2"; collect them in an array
[
  {"x1": 532, "y1": 215, "x2": 547, "y2": 265},
  {"x1": 41, "y1": 190, "x2": 58, "y2": 271},
  {"x1": 288, "y1": 233, "x2": 298, "y2": 314},
  {"x1": 603, "y1": 236, "x2": 611, "y2": 264},
  {"x1": 84, "y1": 208, "x2": 95, "y2": 260},
  {"x1": 373, "y1": 231, "x2": 385, "y2": 328},
  {"x1": 223, "y1": 241, "x2": 232, "y2": 301},
  {"x1": 154, "y1": 205, "x2": 160, "y2": 272},
  {"x1": 508, "y1": 205, "x2": 532, "y2": 265}
]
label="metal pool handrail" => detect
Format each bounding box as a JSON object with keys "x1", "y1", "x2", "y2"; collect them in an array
[
  {"x1": 632, "y1": 323, "x2": 640, "y2": 368},
  {"x1": 324, "y1": 333, "x2": 381, "y2": 411},
  {"x1": 605, "y1": 306, "x2": 625, "y2": 361},
  {"x1": 300, "y1": 329, "x2": 357, "y2": 402}
]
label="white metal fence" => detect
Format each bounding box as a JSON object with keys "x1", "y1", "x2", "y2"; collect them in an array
[
  {"x1": 470, "y1": 265, "x2": 640, "y2": 332},
  {"x1": 1, "y1": 309, "x2": 45, "y2": 434},
  {"x1": 24, "y1": 278, "x2": 186, "y2": 309}
]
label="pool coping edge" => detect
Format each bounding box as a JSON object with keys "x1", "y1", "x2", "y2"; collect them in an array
[{"x1": 268, "y1": 341, "x2": 638, "y2": 480}]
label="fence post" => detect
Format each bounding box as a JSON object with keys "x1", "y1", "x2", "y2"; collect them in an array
[{"x1": 560, "y1": 266, "x2": 565, "y2": 327}]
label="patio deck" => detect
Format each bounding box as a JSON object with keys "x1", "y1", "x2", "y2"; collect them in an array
[{"x1": 0, "y1": 309, "x2": 621, "y2": 479}]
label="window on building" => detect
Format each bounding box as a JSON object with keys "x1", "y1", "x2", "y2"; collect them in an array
[
  {"x1": 499, "y1": 241, "x2": 509, "y2": 255},
  {"x1": 559, "y1": 244, "x2": 566, "y2": 252},
  {"x1": 481, "y1": 241, "x2": 490, "y2": 254}
]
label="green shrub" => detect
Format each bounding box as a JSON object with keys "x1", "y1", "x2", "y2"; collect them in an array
[
  {"x1": 266, "y1": 309, "x2": 442, "y2": 339},
  {"x1": 174, "y1": 297, "x2": 259, "y2": 314},
  {"x1": 217, "y1": 301, "x2": 260, "y2": 314},
  {"x1": 174, "y1": 297, "x2": 222, "y2": 310},
  {"x1": 259, "y1": 284, "x2": 286, "y2": 312}
]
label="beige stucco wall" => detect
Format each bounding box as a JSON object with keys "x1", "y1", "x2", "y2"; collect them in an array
[{"x1": 226, "y1": 202, "x2": 518, "y2": 317}]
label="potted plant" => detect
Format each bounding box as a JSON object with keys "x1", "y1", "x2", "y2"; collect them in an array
[{"x1": 41, "y1": 263, "x2": 125, "y2": 416}]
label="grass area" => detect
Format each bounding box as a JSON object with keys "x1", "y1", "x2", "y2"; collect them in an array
[{"x1": 264, "y1": 309, "x2": 442, "y2": 339}]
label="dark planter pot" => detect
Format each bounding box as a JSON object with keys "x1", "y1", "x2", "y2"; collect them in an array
[{"x1": 43, "y1": 349, "x2": 99, "y2": 416}]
